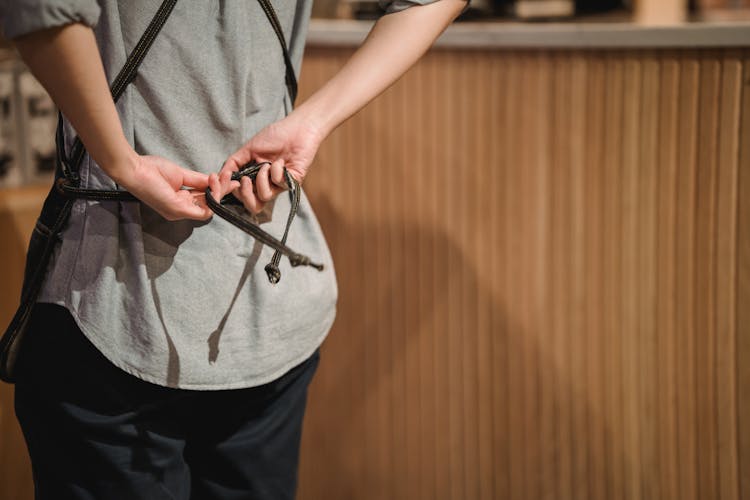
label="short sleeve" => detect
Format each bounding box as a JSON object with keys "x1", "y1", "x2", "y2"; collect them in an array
[{"x1": 0, "y1": 0, "x2": 101, "y2": 39}]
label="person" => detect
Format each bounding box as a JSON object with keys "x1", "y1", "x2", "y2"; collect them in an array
[{"x1": 0, "y1": 0, "x2": 467, "y2": 498}]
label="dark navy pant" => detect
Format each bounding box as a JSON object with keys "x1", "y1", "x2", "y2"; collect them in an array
[{"x1": 14, "y1": 303, "x2": 319, "y2": 500}]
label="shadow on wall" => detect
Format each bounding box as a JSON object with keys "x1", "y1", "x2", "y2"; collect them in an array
[{"x1": 297, "y1": 194, "x2": 633, "y2": 500}]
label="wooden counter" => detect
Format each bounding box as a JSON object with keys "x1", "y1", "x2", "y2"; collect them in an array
[{"x1": 308, "y1": 18, "x2": 750, "y2": 48}]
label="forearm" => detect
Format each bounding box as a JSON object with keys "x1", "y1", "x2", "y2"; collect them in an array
[
  {"x1": 292, "y1": 0, "x2": 466, "y2": 138},
  {"x1": 13, "y1": 23, "x2": 136, "y2": 182}
]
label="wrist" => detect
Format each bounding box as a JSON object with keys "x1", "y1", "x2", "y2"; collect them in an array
[
  {"x1": 289, "y1": 99, "x2": 336, "y2": 142},
  {"x1": 101, "y1": 146, "x2": 140, "y2": 186}
]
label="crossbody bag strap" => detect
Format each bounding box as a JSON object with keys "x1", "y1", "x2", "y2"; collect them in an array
[
  {"x1": 64, "y1": 0, "x2": 179, "y2": 179},
  {"x1": 257, "y1": 0, "x2": 298, "y2": 105},
  {"x1": 0, "y1": 0, "x2": 180, "y2": 383}
]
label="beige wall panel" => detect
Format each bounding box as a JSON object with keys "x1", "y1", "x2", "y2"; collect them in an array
[
  {"x1": 737, "y1": 50, "x2": 750, "y2": 500},
  {"x1": 716, "y1": 50, "x2": 743, "y2": 500},
  {"x1": 297, "y1": 47, "x2": 749, "y2": 500}
]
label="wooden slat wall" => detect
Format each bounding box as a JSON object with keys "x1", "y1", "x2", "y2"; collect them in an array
[
  {"x1": 296, "y1": 47, "x2": 750, "y2": 500},
  {"x1": 0, "y1": 48, "x2": 747, "y2": 500}
]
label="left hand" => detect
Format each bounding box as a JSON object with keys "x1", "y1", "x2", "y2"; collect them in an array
[{"x1": 217, "y1": 113, "x2": 325, "y2": 214}]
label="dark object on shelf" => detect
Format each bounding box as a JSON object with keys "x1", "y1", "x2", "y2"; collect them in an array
[
  {"x1": 503, "y1": 0, "x2": 625, "y2": 20},
  {"x1": 575, "y1": 0, "x2": 624, "y2": 14},
  {"x1": 0, "y1": 153, "x2": 11, "y2": 178},
  {"x1": 344, "y1": 0, "x2": 385, "y2": 20},
  {"x1": 34, "y1": 152, "x2": 55, "y2": 173},
  {"x1": 457, "y1": 0, "x2": 497, "y2": 18}
]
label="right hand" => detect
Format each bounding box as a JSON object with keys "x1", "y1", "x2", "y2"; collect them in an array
[{"x1": 114, "y1": 155, "x2": 228, "y2": 222}]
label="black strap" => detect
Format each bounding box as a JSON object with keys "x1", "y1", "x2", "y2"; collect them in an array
[
  {"x1": 257, "y1": 0, "x2": 298, "y2": 104},
  {"x1": 204, "y1": 162, "x2": 323, "y2": 279},
  {"x1": 65, "y1": 0, "x2": 179, "y2": 179},
  {"x1": 0, "y1": 0, "x2": 182, "y2": 383}
]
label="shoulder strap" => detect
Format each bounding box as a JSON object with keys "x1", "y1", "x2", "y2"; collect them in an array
[
  {"x1": 257, "y1": 0, "x2": 298, "y2": 105},
  {"x1": 64, "y1": 0, "x2": 179, "y2": 179}
]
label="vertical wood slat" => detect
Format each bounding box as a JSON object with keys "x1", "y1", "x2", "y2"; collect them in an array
[
  {"x1": 585, "y1": 51, "x2": 607, "y2": 500},
  {"x1": 518, "y1": 51, "x2": 540, "y2": 500},
  {"x1": 638, "y1": 51, "x2": 660, "y2": 500},
  {"x1": 656, "y1": 51, "x2": 680, "y2": 500},
  {"x1": 675, "y1": 52, "x2": 701, "y2": 500},
  {"x1": 569, "y1": 51, "x2": 589, "y2": 500},
  {"x1": 603, "y1": 52, "x2": 626, "y2": 500},
  {"x1": 695, "y1": 52, "x2": 721, "y2": 500},
  {"x1": 620, "y1": 52, "x2": 643, "y2": 500},
  {"x1": 489, "y1": 50, "x2": 510, "y2": 500},
  {"x1": 473, "y1": 51, "x2": 494, "y2": 500},
  {"x1": 504, "y1": 50, "x2": 525, "y2": 500},
  {"x1": 551, "y1": 51, "x2": 573, "y2": 500},
  {"x1": 535, "y1": 50, "x2": 555, "y2": 500}
]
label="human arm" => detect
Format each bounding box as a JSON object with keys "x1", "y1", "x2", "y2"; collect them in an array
[
  {"x1": 220, "y1": 0, "x2": 467, "y2": 214},
  {"x1": 11, "y1": 23, "x2": 224, "y2": 221}
]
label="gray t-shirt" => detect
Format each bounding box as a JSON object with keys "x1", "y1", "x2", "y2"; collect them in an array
[{"x1": 2, "y1": 0, "x2": 338, "y2": 390}]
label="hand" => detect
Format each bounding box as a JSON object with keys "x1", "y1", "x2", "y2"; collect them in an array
[
  {"x1": 218, "y1": 113, "x2": 325, "y2": 214},
  {"x1": 115, "y1": 154, "x2": 225, "y2": 221}
]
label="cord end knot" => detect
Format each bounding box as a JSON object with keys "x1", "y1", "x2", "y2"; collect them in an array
[{"x1": 264, "y1": 263, "x2": 282, "y2": 284}]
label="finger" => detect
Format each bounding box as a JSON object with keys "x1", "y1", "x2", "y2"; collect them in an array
[
  {"x1": 218, "y1": 161, "x2": 236, "y2": 180},
  {"x1": 270, "y1": 159, "x2": 287, "y2": 189},
  {"x1": 240, "y1": 175, "x2": 264, "y2": 214},
  {"x1": 255, "y1": 163, "x2": 276, "y2": 203},
  {"x1": 255, "y1": 163, "x2": 284, "y2": 203},
  {"x1": 225, "y1": 147, "x2": 254, "y2": 173},
  {"x1": 208, "y1": 173, "x2": 222, "y2": 201},
  {"x1": 190, "y1": 192, "x2": 213, "y2": 219},
  {"x1": 181, "y1": 169, "x2": 209, "y2": 190},
  {"x1": 218, "y1": 162, "x2": 237, "y2": 195}
]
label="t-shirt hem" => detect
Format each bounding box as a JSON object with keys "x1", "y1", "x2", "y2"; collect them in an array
[{"x1": 39, "y1": 299, "x2": 335, "y2": 391}]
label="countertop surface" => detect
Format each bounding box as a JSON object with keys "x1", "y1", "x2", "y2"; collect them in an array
[{"x1": 307, "y1": 19, "x2": 750, "y2": 48}]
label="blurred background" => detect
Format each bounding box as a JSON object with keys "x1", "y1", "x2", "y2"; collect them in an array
[{"x1": 1, "y1": 0, "x2": 750, "y2": 499}]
